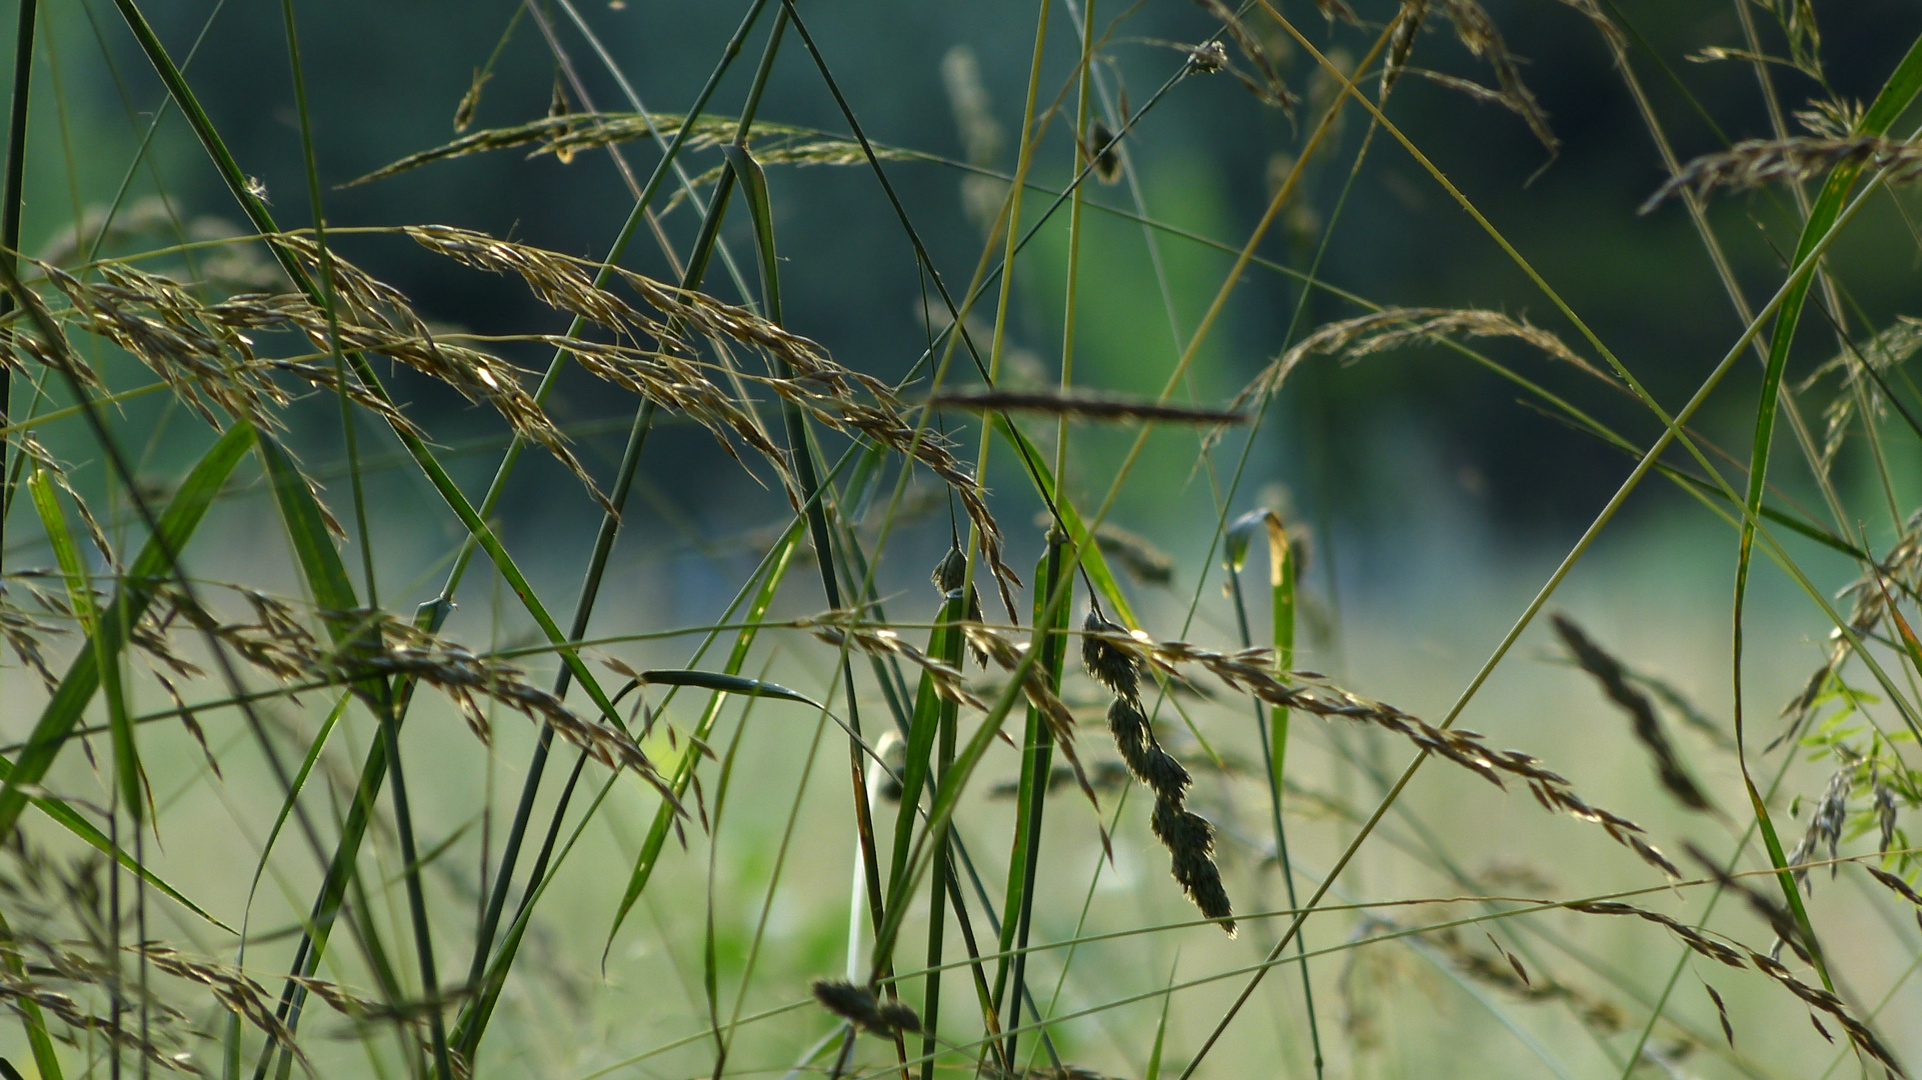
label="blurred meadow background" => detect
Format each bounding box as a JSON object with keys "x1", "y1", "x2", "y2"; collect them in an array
[{"x1": 2, "y1": 1, "x2": 1921, "y2": 1079}]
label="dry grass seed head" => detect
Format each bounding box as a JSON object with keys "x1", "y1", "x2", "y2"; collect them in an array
[
  {"x1": 1643, "y1": 136, "x2": 1922, "y2": 213},
  {"x1": 1219, "y1": 307, "x2": 1616, "y2": 448}
]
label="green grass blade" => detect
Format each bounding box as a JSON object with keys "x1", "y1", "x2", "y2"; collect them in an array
[
  {"x1": 26, "y1": 468, "x2": 98, "y2": 633},
  {"x1": 1728, "y1": 26, "x2": 1922, "y2": 994},
  {"x1": 637, "y1": 670, "x2": 818, "y2": 707},
  {"x1": 0, "y1": 421, "x2": 254, "y2": 836},
  {"x1": 722, "y1": 142, "x2": 780, "y2": 319}
]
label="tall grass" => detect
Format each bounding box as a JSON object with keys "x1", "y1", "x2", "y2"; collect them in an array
[{"x1": 0, "y1": 1, "x2": 1920, "y2": 1078}]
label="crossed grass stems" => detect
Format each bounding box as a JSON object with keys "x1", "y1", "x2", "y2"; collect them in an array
[{"x1": 2, "y1": 0, "x2": 1921, "y2": 1077}]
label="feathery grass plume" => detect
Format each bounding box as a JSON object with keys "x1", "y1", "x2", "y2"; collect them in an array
[
  {"x1": 1551, "y1": 614, "x2": 1712, "y2": 812},
  {"x1": 15, "y1": 437, "x2": 112, "y2": 562},
  {"x1": 402, "y1": 226, "x2": 1021, "y2": 609},
  {"x1": 1193, "y1": 0, "x2": 1298, "y2": 113},
  {"x1": 807, "y1": 615, "x2": 984, "y2": 713},
  {"x1": 1081, "y1": 610, "x2": 1142, "y2": 701},
  {"x1": 1218, "y1": 307, "x2": 1615, "y2": 447},
  {"x1": 1085, "y1": 624, "x2": 1684, "y2": 878},
  {"x1": 809, "y1": 979, "x2": 921, "y2": 1036},
  {"x1": 926, "y1": 387, "x2": 1247, "y2": 426},
  {"x1": 1435, "y1": 0, "x2": 1557, "y2": 156},
  {"x1": 1777, "y1": 509, "x2": 1922, "y2": 743},
  {"x1": 1641, "y1": 136, "x2": 1922, "y2": 213},
  {"x1": 1383, "y1": 0, "x2": 1429, "y2": 92},
  {"x1": 961, "y1": 621, "x2": 1105, "y2": 817}
]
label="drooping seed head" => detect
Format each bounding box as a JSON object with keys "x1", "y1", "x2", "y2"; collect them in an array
[{"x1": 1083, "y1": 610, "x2": 1141, "y2": 700}]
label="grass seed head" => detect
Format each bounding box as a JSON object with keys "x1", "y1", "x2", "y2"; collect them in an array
[{"x1": 1082, "y1": 610, "x2": 1141, "y2": 700}]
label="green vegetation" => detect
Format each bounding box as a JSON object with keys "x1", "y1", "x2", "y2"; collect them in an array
[{"x1": 0, "y1": 2, "x2": 1919, "y2": 1079}]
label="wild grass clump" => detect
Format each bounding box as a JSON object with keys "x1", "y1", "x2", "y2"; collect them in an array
[{"x1": 1, "y1": 1, "x2": 1920, "y2": 1079}]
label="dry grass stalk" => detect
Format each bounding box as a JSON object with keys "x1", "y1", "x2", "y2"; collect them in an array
[
  {"x1": 926, "y1": 388, "x2": 1248, "y2": 426},
  {"x1": 1551, "y1": 614, "x2": 1712, "y2": 812},
  {"x1": 1085, "y1": 624, "x2": 1683, "y2": 878},
  {"x1": 1642, "y1": 135, "x2": 1922, "y2": 212},
  {"x1": 1220, "y1": 307, "x2": 1614, "y2": 445}
]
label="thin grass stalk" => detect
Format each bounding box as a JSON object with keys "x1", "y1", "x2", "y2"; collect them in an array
[
  {"x1": 453, "y1": 7, "x2": 783, "y2": 1036},
  {"x1": 0, "y1": 0, "x2": 30, "y2": 557},
  {"x1": 919, "y1": 593, "x2": 963, "y2": 1080},
  {"x1": 962, "y1": 0, "x2": 1050, "y2": 618},
  {"x1": 1225, "y1": 530, "x2": 1323, "y2": 1079},
  {"x1": 279, "y1": 11, "x2": 456, "y2": 1077},
  {"x1": 1003, "y1": 537, "x2": 1066, "y2": 1069}
]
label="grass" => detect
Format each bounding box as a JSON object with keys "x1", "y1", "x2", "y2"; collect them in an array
[{"x1": 0, "y1": 0, "x2": 1920, "y2": 1078}]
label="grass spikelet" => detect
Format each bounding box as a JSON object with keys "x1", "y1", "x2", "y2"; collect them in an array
[
  {"x1": 1641, "y1": 136, "x2": 1922, "y2": 213},
  {"x1": 1150, "y1": 798, "x2": 1235, "y2": 934},
  {"x1": 0, "y1": 582, "x2": 65, "y2": 692},
  {"x1": 1785, "y1": 768, "x2": 1850, "y2": 891},
  {"x1": 1194, "y1": 0, "x2": 1298, "y2": 113},
  {"x1": 810, "y1": 978, "x2": 920, "y2": 1036},
  {"x1": 1107, "y1": 698, "x2": 1190, "y2": 801},
  {"x1": 1551, "y1": 613, "x2": 1712, "y2": 812},
  {"x1": 1383, "y1": 0, "x2": 1429, "y2": 92},
  {"x1": 1081, "y1": 610, "x2": 1142, "y2": 701}
]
